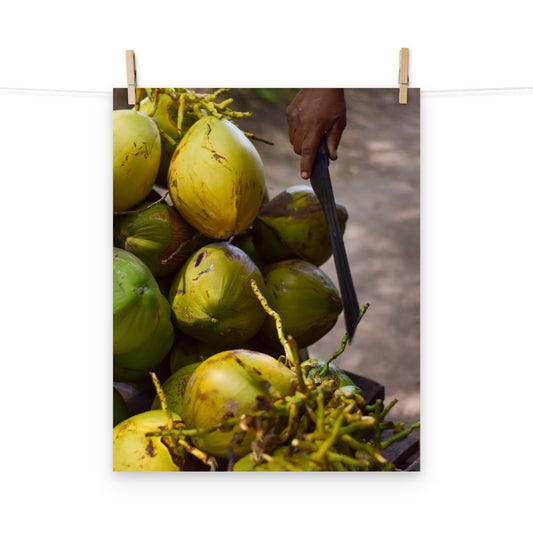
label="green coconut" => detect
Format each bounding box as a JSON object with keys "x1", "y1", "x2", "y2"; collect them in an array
[
  {"x1": 114, "y1": 202, "x2": 196, "y2": 278},
  {"x1": 113, "y1": 362, "x2": 151, "y2": 384},
  {"x1": 114, "y1": 292, "x2": 174, "y2": 374},
  {"x1": 231, "y1": 230, "x2": 266, "y2": 269},
  {"x1": 113, "y1": 110, "x2": 161, "y2": 211},
  {"x1": 169, "y1": 335, "x2": 223, "y2": 374},
  {"x1": 301, "y1": 359, "x2": 359, "y2": 391},
  {"x1": 113, "y1": 247, "x2": 162, "y2": 355},
  {"x1": 168, "y1": 243, "x2": 267, "y2": 347},
  {"x1": 253, "y1": 185, "x2": 348, "y2": 266},
  {"x1": 168, "y1": 116, "x2": 265, "y2": 239},
  {"x1": 258, "y1": 260, "x2": 343, "y2": 349},
  {"x1": 151, "y1": 362, "x2": 201, "y2": 416}
]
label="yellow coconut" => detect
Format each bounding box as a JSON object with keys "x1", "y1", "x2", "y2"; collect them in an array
[
  {"x1": 113, "y1": 410, "x2": 183, "y2": 471},
  {"x1": 182, "y1": 350, "x2": 295, "y2": 459},
  {"x1": 167, "y1": 116, "x2": 265, "y2": 239},
  {"x1": 113, "y1": 110, "x2": 161, "y2": 211}
]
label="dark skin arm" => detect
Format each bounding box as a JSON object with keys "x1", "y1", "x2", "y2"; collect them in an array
[{"x1": 286, "y1": 88, "x2": 346, "y2": 178}]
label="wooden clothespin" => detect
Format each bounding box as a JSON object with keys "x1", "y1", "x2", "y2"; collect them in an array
[
  {"x1": 399, "y1": 48, "x2": 409, "y2": 104},
  {"x1": 126, "y1": 50, "x2": 136, "y2": 105}
]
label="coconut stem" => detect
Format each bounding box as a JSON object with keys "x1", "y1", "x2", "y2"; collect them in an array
[
  {"x1": 373, "y1": 399, "x2": 384, "y2": 449},
  {"x1": 320, "y1": 334, "x2": 349, "y2": 378},
  {"x1": 340, "y1": 434, "x2": 387, "y2": 465},
  {"x1": 177, "y1": 437, "x2": 218, "y2": 471},
  {"x1": 134, "y1": 88, "x2": 144, "y2": 110},
  {"x1": 277, "y1": 401, "x2": 299, "y2": 444},
  {"x1": 380, "y1": 422, "x2": 420, "y2": 449},
  {"x1": 249, "y1": 279, "x2": 293, "y2": 364},
  {"x1": 177, "y1": 93, "x2": 186, "y2": 133},
  {"x1": 218, "y1": 97, "x2": 233, "y2": 110},
  {"x1": 311, "y1": 408, "x2": 345, "y2": 467},
  {"x1": 358, "y1": 303, "x2": 370, "y2": 323},
  {"x1": 203, "y1": 88, "x2": 229, "y2": 102},
  {"x1": 244, "y1": 133, "x2": 275, "y2": 145},
  {"x1": 150, "y1": 87, "x2": 251, "y2": 124},
  {"x1": 314, "y1": 389, "x2": 326, "y2": 439},
  {"x1": 143, "y1": 88, "x2": 275, "y2": 154},
  {"x1": 249, "y1": 279, "x2": 308, "y2": 394},
  {"x1": 325, "y1": 451, "x2": 372, "y2": 471},
  {"x1": 158, "y1": 127, "x2": 178, "y2": 148},
  {"x1": 381, "y1": 398, "x2": 399, "y2": 419},
  {"x1": 319, "y1": 303, "x2": 370, "y2": 378},
  {"x1": 149, "y1": 372, "x2": 174, "y2": 431},
  {"x1": 145, "y1": 88, "x2": 161, "y2": 115},
  {"x1": 113, "y1": 192, "x2": 170, "y2": 216}
]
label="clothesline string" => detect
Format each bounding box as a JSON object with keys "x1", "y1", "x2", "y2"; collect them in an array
[
  {"x1": 0, "y1": 87, "x2": 110, "y2": 96},
  {"x1": 422, "y1": 87, "x2": 533, "y2": 94},
  {"x1": 0, "y1": 86, "x2": 532, "y2": 97}
]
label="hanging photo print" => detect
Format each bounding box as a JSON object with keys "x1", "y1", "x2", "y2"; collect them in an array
[{"x1": 112, "y1": 88, "x2": 420, "y2": 472}]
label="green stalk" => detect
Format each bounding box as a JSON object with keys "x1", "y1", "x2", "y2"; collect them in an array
[
  {"x1": 314, "y1": 389, "x2": 326, "y2": 439},
  {"x1": 326, "y1": 451, "x2": 372, "y2": 470},
  {"x1": 149, "y1": 372, "x2": 175, "y2": 431},
  {"x1": 319, "y1": 304, "x2": 369, "y2": 378},
  {"x1": 250, "y1": 279, "x2": 308, "y2": 394},
  {"x1": 311, "y1": 409, "x2": 345, "y2": 466},
  {"x1": 380, "y1": 423, "x2": 421, "y2": 449},
  {"x1": 340, "y1": 434, "x2": 387, "y2": 465}
]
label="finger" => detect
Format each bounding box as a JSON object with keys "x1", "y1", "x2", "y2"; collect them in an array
[
  {"x1": 288, "y1": 124, "x2": 296, "y2": 147},
  {"x1": 325, "y1": 118, "x2": 346, "y2": 160},
  {"x1": 286, "y1": 100, "x2": 299, "y2": 146},
  {"x1": 300, "y1": 129, "x2": 323, "y2": 179},
  {"x1": 292, "y1": 127, "x2": 305, "y2": 156}
]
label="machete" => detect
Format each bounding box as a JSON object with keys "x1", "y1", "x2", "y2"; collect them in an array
[{"x1": 309, "y1": 138, "x2": 360, "y2": 343}]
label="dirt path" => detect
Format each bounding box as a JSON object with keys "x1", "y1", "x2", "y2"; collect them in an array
[{"x1": 236, "y1": 89, "x2": 420, "y2": 428}]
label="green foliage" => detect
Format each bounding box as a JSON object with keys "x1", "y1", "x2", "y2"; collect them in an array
[{"x1": 252, "y1": 88, "x2": 299, "y2": 104}]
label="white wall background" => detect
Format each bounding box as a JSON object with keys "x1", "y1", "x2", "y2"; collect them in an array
[{"x1": 1, "y1": 1, "x2": 531, "y2": 531}]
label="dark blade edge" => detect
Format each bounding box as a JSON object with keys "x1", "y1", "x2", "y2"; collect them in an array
[{"x1": 310, "y1": 141, "x2": 360, "y2": 342}]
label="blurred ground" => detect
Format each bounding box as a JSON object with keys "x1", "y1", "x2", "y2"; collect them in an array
[{"x1": 233, "y1": 89, "x2": 420, "y2": 429}]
